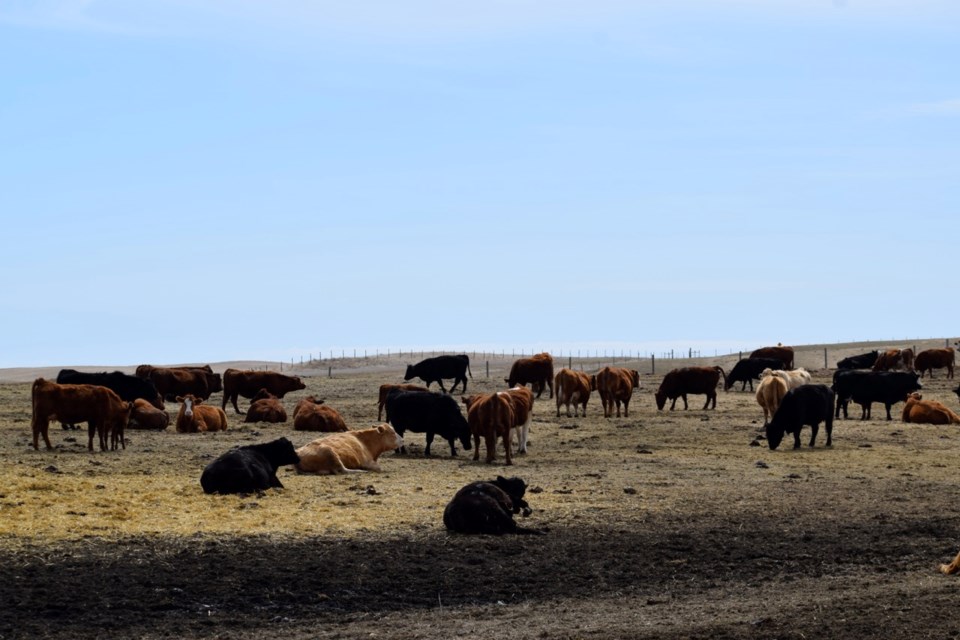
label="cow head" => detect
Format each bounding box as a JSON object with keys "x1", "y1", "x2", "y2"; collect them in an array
[
  {"x1": 255, "y1": 437, "x2": 300, "y2": 468},
  {"x1": 589, "y1": 375, "x2": 598, "y2": 391},
  {"x1": 654, "y1": 390, "x2": 667, "y2": 411},
  {"x1": 207, "y1": 374, "x2": 224, "y2": 394},
  {"x1": 765, "y1": 419, "x2": 786, "y2": 450},
  {"x1": 630, "y1": 370, "x2": 641, "y2": 389},
  {"x1": 404, "y1": 365, "x2": 415, "y2": 381},
  {"x1": 376, "y1": 424, "x2": 404, "y2": 450},
  {"x1": 176, "y1": 394, "x2": 201, "y2": 418}
]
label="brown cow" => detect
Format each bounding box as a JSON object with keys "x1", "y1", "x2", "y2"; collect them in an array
[
  {"x1": 129, "y1": 398, "x2": 170, "y2": 430},
  {"x1": 136, "y1": 364, "x2": 213, "y2": 379},
  {"x1": 293, "y1": 395, "x2": 324, "y2": 419},
  {"x1": 294, "y1": 402, "x2": 348, "y2": 432},
  {"x1": 554, "y1": 368, "x2": 596, "y2": 417},
  {"x1": 654, "y1": 366, "x2": 726, "y2": 411},
  {"x1": 901, "y1": 393, "x2": 960, "y2": 424},
  {"x1": 222, "y1": 369, "x2": 306, "y2": 414},
  {"x1": 595, "y1": 367, "x2": 640, "y2": 418},
  {"x1": 756, "y1": 370, "x2": 789, "y2": 425},
  {"x1": 499, "y1": 386, "x2": 534, "y2": 454},
  {"x1": 147, "y1": 367, "x2": 222, "y2": 401},
  {"x1": 295, "y1": 424, "x2": 404, "y2": 474},
  {"x1": 376, "y1": 383, "x2": 428, "y2": 421},
  {"x1": 175, "y1": 394, "x2": 228, "y2": 433},
  {"x1": 504, "y1": 353, "x2": 555, "y2": 398},
  {"x1": 31, "y1": 378, "x2": 132, "y2": 451},
  {"x1": 244, "y1": 389, "x2": 288, "y2": 424},
  {"x1": 466, "y1": 392, "x2": 515, "y2": 465},
  {"x1": 914, "y1": 348, "x2": 955, "y2": 379},
  {"x1": 750, "y1": 346, "x2": 794, "y2": 370},
  {"x1": 873, "y1": 348, "x2": 915, "y2": 372}
]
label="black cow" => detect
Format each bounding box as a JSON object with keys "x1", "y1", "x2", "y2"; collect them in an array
[
  {"x1": 836, "y1": 351, "x2": 879, "y2": 370},
  {"x1": 200, "y1": 438, "x2": 300, "y2": 495},
  {"x1": 443, "y1": 476, "x2": 542, "y2": 535},
  {"x1": 724, "y1": 358, "x2": 785, "y2": 391},
  {"x1": 404, "y1": 355, "x2": 472, "y2": 393},
  {"x1": 831, "y1": 370, "x2": 922, "y2": 420},
  {"x1": 55, "y1": 369, "x2": 163, "y2": 430},
  {"x1": 385, "y1": 389, "x2": 472, "y2": 456},
  {"x1": 765, "y1": 384, "x2": 835, "y2": 450}
]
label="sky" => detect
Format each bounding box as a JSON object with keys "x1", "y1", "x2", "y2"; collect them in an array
[{"x1": 1, "y1": 1, "x2": 958, "y2": 367}]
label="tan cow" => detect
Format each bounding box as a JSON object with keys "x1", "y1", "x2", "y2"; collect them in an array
[
  {"x1": 595, "y1": 367, "x2": 640, "y2": 418},
  {"x1": 175, "y1": 394, "x2": 228, "y2": 433},
  {"x1": 31, "y1": 378, "x2": 132, "y2": 452},
  {"x1": 770, "y1": 368, "x2": 812, "y2": 390},
  {"x1": 901, "y1": 392, "x2": 960, "y2": 424},
  {"x1": 466, "y1": 391, "x2": 515, "y2": 465},
  {"x1": 376, "y1": 383, "x2": 428, "y2": 421},
  {"x1": 555, "y1": 368, "x2": 596, "y2": 417},
  {"x1": 295, "y1": 424, "x2": 403, "y2": 474},
  {"x1": 756, "y1": 370, "x2": 789, "y2": 425}
]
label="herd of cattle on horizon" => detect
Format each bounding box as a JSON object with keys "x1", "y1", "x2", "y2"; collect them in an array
[{"x1": 21, "y1": 344, "x2": 960, "y2": 536}]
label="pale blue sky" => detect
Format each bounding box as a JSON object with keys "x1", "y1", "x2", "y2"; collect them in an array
[{"x1": 1, "y1": 1, "x2": 957, "y2": 366}]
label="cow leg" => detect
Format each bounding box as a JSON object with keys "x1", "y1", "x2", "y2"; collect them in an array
[
  {"x1": 683, "y1": 395, "x2": 690, "y2": 410},
  {"x1": 792, "y1": 430, "x2": 802, "y2": 449},
  {"x1": 669, "y1": 397, "x2": 677, "y2": 411},
  {"x1": 437, "y1": 379, "x2": 448, "y2": 394},
  {"x1": 473, "y1": 433, "x2": 481, "y2": 461},
  {"x1": 809, "y1": 423, "x2": 819, "y2": 447},
  {"x1": 424, "y1": 432, "x2": 436, "y2": 456},
  {"x1": 825, "y1": 417, "x2": 833, "y2": 446},
  {"x1": 87, "y1": 422, "x2": 97, "y2": 452},
  {"x1": 885, "y1": 403, "x2": 893, "y2": 421},
  {"x1": 503, "y1": 431, "x2": 513, "y2": 466},
  {"x1": 623, "y1": 399, "x2": 630, "y2": 418},
  {"x1": 548, "y1": 380, "x2": 554, "y2": 399},
  {"x1": 33, "y1": 417, "x2": 53, "y2": 451},
  {"x1": 485, "y1": 433, "x2": 497, "y2": 463}
]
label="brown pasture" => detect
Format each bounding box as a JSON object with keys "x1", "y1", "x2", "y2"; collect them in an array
[{"x1": 3, "y1": 343, "x2": 960, "y2": 639}]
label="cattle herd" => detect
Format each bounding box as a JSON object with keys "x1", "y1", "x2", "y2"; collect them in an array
[{"x1": 23, "y1": 345, "x2": 960, "y2": 538}]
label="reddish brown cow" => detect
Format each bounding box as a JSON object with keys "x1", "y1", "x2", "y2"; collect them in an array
[
  {"x1": 466, "y1": 392, "x2": 515, "y2": 465},
  {"x1": 31, "y1": 378, "x2": 132, "y2": 451},
  {"x1": 873, "y1": 349, "x2": 915, "y2": 372},
  {"x1": 377, "y1": 383, "x2": 428, "y2": 421},
  {"x1": 147, "y1": 367, "x2": 222, "y2": 401},
  {"x1": 175, "y1": 395, "x2": 228, "y2": 433},
  {"x1": 222, "y1": 369, "x2": 306, "y2": 414},
  {"x1": 901, "y1": 392, "x2": 960, "y2": 424},
  {"x1": 749, "y1": 346, "x2": 794, "y2": 370},
  {"x1": 914, "y1": 348, "x2": 955, "y2": 379},
  {"x1": 294, "y1": 402, "x2": 348, "y2": 432},
  {"x1": 654, "y1": 366, "x2": 726, "y2": 411},
  {"x1": 499, "y1": 386, "x2": 534, "y2": 454},
  {"x1": 129, "y1": 398, "x2": 170, "y2": 430},
  {"x1": 504, "y1": 353, "x2": 555, "y2": 398},
  {"x1": 554, "y1": 368, "x2": 596, "y2": 417},
  {"x1": 244, "y1": 389, "x2": 288, "y2": 424},
  {"x1": 293, "y1": 395, "x2": 324, "y2": 419},
  {"x1": 595, "y1": 367, "x2": 641, "y2": 418}
]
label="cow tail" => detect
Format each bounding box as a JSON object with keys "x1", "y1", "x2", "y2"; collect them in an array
[
  {"x1": 31, "y1": 378, "x2": 41, "y2": 419},
  {"x1": 467, "y1": 358, "x2": 473, "y2": 379},
  {"x1": 715, "y1": 366, "x2": 726, "y2": 387}
]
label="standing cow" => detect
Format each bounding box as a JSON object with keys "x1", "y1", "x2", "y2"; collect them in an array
[
  {"x1": 914, "y1": 348, "x2": 955, "y2": 379},
  {"x1": 222, "y1": 369, "x2": 306, "y2": 414},
  {"x1": 724, "y1": 358, "x2": 785, "y2": 392},
  {"x1": 504, "y1": 353, "x2": 554, "y2": 399},
  {"x1": 836, "y1": 351, "x2": 879, "y2": 370},
  {"x1": 32, "y1": 378, "x2": 132, "y2": 451},
  {"x1": 750, "y1": 346, "x2": 794, "y2": 370},
  {"x1": 554, "y1": 368, "x2": 595, "y2": 417},
  {"x1": 832, "y1": 370, "x2": 922, "y2": 420},
  {"x1": 654, "y1": 367, "x2": 726, "y2": 411},
  {"x1": 765, "y1": 384, "x2": 835, "y2": 450},
  {"x1": 404, "y1": 355, "x2": 472, "y2": 394},
  {"x1": 595, "y1": 367, "x2": 640, "y2": 418},
  {"x1": 385, "y1": 390, "x2": 472, "y2": 457}
]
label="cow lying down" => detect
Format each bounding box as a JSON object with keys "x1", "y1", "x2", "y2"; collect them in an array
[
  {"x1": 200, "y1": 437, "x2": 300, "y2": 495},
  {"x1": 443, "y1": 476, "x2": 543, "y2": 535},
  {"x1": 295, "y1": 424, "x2": 403, "y2": 474}
]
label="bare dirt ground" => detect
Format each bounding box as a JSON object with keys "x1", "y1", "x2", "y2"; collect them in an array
[{"x1": 3, "y1": 343, "x2": 960, "y2": 639}]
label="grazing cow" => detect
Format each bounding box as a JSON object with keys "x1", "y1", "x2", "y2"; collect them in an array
[
  {"x1": 770, "y1": 367, "x2": 812, "y2": 390},
  {"x1": 914, "y1": 348, "x2": 955, "y2": 379},
  {"x1": 901, "y1": 393, "x2": 960, "y2": 425},
  {"x1": 385, "y1": 390, "x2": 472, "y2": 457},
  {"x1": 376, "y1": 383, "x2": 428, "y2": 421},
  {"x1": 465, "y1": 391, "x2": 515, "y2": 465},
  {"x1": 243, "y1": 389, "x2": 288, "y2": 424},
  {"x1": 595, "y1": 367, "x2": 641, "y2": 418},
  {"x1": 56, "y1": 370, "x2": 164, "y2": 410},
  {"x1": 200, "y1": 437, "x2": 300, "y2": 494},
  {"x1": 749, "y1": 346, "x2": 794, "y2": 370},
  {"x1": 756, "y1": 370, "x2": 789, "y2": 425},
  {"x1": 295, "y1": 424, "x2": 404, "y2": 474},
  {"x1": 765, "y1": 384, "x2": 835, "y2": 450},
  {"x1": 554, "y1": 368, "x2": 596, "y2": 417},
  {"x1": 147, "y1": 367, "x2": 223, "y2": 402},
  {"x1": 836, "y1": 351, "x2": 879, "y2": 370},
  {"x1": 128, "y1": 398, "x2": 170, "y2": 430},
  {"x1": 654, "y1": 367, "x2": 726, "y2": 411},
  {"x1": 724, "y1": 358, "x2": 785, "y2": 392},
  {"x1": 31, "y1": 378, "x2": 132, "y2": 452},
  {"x1": 294, "y1": 402, "x2": 348, "y2": 432},
  {"x1": 222, "y1": 369, "x2": 306, "y2": 414},
  {"x1": 175, "y1": 394, "x2": 228, "y2": 433},
  {"x1": 831, "y1": 370, "x2": 922, "y2": 420},
  {"x1": 443, "y1": 477, "x2": 542, "y2": 535},
  {"x1": 500, "y1": 386, "x2": 534, "y2": 454},
  {"x1": 404, "y1": 355, "x2": 472, "y2": 393},
  {"x1": 504, "y1": 353, "x2": 555, "y2": 399},
  {"x1": 873, "y1": 349, "x2": 915, "y2": 372}
]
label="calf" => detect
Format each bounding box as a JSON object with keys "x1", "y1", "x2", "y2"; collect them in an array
[
  {"x1": 914, "y1": 348, "x2": 955, "y2": 379},
  {"x1": 466, "y1": 391, "x2": 515, "y2": 465},
  {"x1": 294, "y1": 402, "x2": 348, "y2": 432},
  {"x1": 756, "y1": 370, "x2": 789, "y2": 425},
  {"x1": 385, "y1": 390, "x2": 471, "y2": 457},
  {"x1": 376, "y1": 383, "x2": 428, "y2": 421},
  {"x1": 724, "y1": 358, "x2": 785, "y2": 392},
  {"x1": 200, "y1": 437, "x2": 300, "y2": 494},
  {"x1": 244, "y1": 389, "x2": 288, "y2": 424},
  {"x1": 836, "y1": 351, "x2": 879, "y2": 370},
  {"x1": 129, "y1": 398, "x2": 170, "y2": 430},
  {"x1": 654, "y1": 367, "x2": 726, "y2": 411},
  {"x1": 766, "y1": 384, "x2": 835, "y2": 450},
  {"x1": 596, "y1": 367, "x2": 640, "y2": 417},
  {"x1": 404, "y1": 355, "x2": 472, "y2": 393},
  {"x1": 901, "y1": 393, "x2": 960, "y2": 425},
  {"x1": 504, "y1": 353, "x2": 555, "y2": 398},
  {"x1": 295, "y1": 424, "x2": 403, "y2": 474},
  {"x1": 554, "y1": 368, "x2": 595, "y2": 417},
  {"x1": 832, "y1": 370, "x2": 922, "y2": 420},
  {"x1": 32, "y1": 378, "x2": 132, "y2": 451},
  {"x1": 222, "y1": 369, "x2": 306, "y2": 414},
  {"x1": 443, "y1": 477, "x2": 542, "y2": 535},
  {"x1": 175, "y1": 394, "x2": 228, "y2": 433}
]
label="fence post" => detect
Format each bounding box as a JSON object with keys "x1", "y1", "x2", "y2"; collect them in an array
[
  {"x1": 486, "y1": 361, "x2": 489, "y2": 378},
  {"x1": 824, "y1": 348, "x2": 828, "y2": 369},
  {"x1": 738, "y1": 351, "x2": 742, "y2": 361},
  {"x1": 328, "y1": 366, "x2": 332, "y2": 378},
  {"x1": 568, "y1": 356, "x2": 572, "y2": 370},
  {"x1": 651, "y1": 354, "x2": 655, "y2": 375}
]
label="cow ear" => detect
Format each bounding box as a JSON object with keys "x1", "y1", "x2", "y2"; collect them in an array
[{"x1": 175, "y1": 396, "x2": 183, "y2": 402}]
